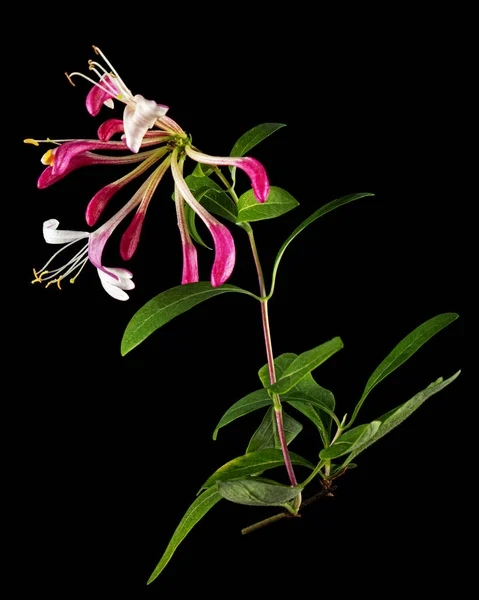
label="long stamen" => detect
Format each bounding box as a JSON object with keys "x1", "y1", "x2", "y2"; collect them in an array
[
  {"x1": 34, "y1": 241, "x2": 89, "y2": 282},
  {"x1": 91, "y1": 45, "x2": 122, "y2": 81},
  {"x1": 66, "y1": 71, "x2": 121, "y2": 99},
  {"x1": 24, "y1": 138, "x2": 74, "y2": 146}
]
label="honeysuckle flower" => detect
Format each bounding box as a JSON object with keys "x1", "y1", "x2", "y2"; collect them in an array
[
  {"x1": 28, "y1": 45, "x2": 271, "y2": 298},
  {"x1": 171, "y1": 148, "x2": 235, "y2": 287},
  {"x1": 67, "y1": 46, "x2": 173, "y2": 152},
  {"x1": 32, "y1": 219, "x2": 134, "y2": 301},
  {"x1": 185, "y1": 146, "x2": 270, "y2": 203}
]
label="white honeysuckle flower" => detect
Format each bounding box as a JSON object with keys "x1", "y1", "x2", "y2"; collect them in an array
[{"x1": 32, "y1": 219, "x2": 135, "y2": 301}]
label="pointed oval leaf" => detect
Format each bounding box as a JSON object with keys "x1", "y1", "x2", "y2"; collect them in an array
[
  {"x1": 282, "y1": 376, "x2": 337, "y2": 442},
  {"x1": 246, "y1": 407, "x2": 303, "y2": 453},
  {"x1": 348, "y1": 313, "x2": 459, "y2": 426},
  {"x1": 213, "y1": 389, "x2": 271, "y2": 440},
  {"x1": 184, "y1": 198, "x2": 211, "y2": 249},
  {"x1": 230, "y1": 123, "x2": 287, "y2": 158},
  {"x1": 217, "y1": 479, "x2": 301, "y2": 507},
  {"x1": 147, "y1": 487, "x2": 222, "y2": 584},
  {"x1": 319, "y1": 422, "x2": 381, "y2": 460},
  {"x1": 258, "y1": 353, "x2": 297, "y2": 387},
  {"x1": 121, "y1": 282, "x2": 254, "y2": 355},
  {"x1": 200, "y1": 448, "x2": 315, "y2": 490},
  {"x1": 184, "y1": 174, "x2": 238, "y2": 223},
  {"x1": 269, "y1": 337, "x2": 344, "y2": 395},
  {"x1": 342, "y1": 370, "x2": 461, "y2": 465},
  {"x1": 270, "y1": 193, "x2": 374, "y2": 294},
  {"x1": 259, "y1": 353, "x2": 336, "y2": 444},
  {"x1": 236, "y1": 186, "x2": 299, "y2": 223}
]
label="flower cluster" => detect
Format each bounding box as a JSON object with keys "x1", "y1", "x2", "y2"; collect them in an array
[{"x1": 28, "y1": 46, "x2": 270, "y2": 300}]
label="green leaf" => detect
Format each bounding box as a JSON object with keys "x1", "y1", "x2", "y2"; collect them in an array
[
  {"x1": 184, "y1": 175, "x2": 238, "y2": 223},
  {"x1": 236, "y1": 186, "x2": 299, "y2": 223},
  {"x1": 258, "y1": 352, "x2": 337, "y2": 445},
  {"x1": 269, "y1": 337, "x2": 344, "y2": 395},
  {"x1": 342, "y1": 370, "x2": 461, "y2": 465},
  {"x1": 246, "y1": 407, "x2": 303, "y2": 453},
  {"x1": 213, "y1": 389, "x2": 271, "y2": 440},
  {"x1": 184, "y1": 199, "x2": 211, "y2": 249},
  {"x1": 230, "y1": 123, "x2": 287, "y2": 159},
  {"x1": 258, "y1": 353, "x2": 297, "y2": 386},
  {"x1": 282, "y1": 376, "x2": 336, "y2": 441},
  {"x1": 270, "y1": 193, "x2": 374, "y2": 295},
  {"x1": 319, "y1": 422, "x2": 382, "y2": 460},
  {"x1": 191, "y1": 162, "x2": 213, "y2": 177},
  {"x1": 147, "y1": 487, "x2": 222, "y2": 584},
  {"x1": 200, "y1": 448, "x2": 315, "y2": 490},
  {"x1": 217, "y1": 478, "x2": 301, "y2": 507},
  {"x1": 121, "y1": 282, "x2": 254, "y2": 355},
  {"x1": 348, "y1": 313, "x2": 459, "y2": 426}
]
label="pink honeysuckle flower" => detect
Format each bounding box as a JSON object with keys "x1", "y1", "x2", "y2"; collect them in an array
[
  {"x1": 67, "y1": 46, "x2": 175, "y2": 152},
  {"x1": 185, "y1": 146, "x2": 270, "y2": 203},
  {"x1": 32, "y1": 219, "x2": 134, "y2": 301},
  {"x1": 85, "y1": 155, "x2": 173, "y2": 274},
  {"x1": 171, "y1": 148, "x2": 235, "y2": 288},
  {"x1": 85, "y1": 73, "x2": 118, "y2": 116},
  {"x1": 36, "y1": 145, "x2": 161, "y2": 189},
  {"x1": 28, "y1": 46, "x2": 273, "y2": 299},
  {"x1": 85, "y1": 147, "x2": 170, "y2": 226}
]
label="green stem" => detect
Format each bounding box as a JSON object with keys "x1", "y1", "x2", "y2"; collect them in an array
[{"x1": 211, "y1": 165, "x2": 297, "y2": 486}]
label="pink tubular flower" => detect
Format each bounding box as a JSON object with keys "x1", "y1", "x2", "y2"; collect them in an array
[
  {"x1": 29, "y1": 46, "x2": 272, "y2": 300},
  {"x1": 185, "y1": 146, "x2": 270, "y2": 203},
  {"x1": 67, "y1": 46, "x2": 172, "y2": 152},
  {"x1": 171, "y1": 148, "x2": 235, "y2": 288}
]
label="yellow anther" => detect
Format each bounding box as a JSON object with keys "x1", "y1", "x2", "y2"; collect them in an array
[
  {"x1": 45, "y1": 276, "x2": 62, "y2": 290},
  {"x1": 31, "y1": 268, "x2": 47, "y2": 284},
  {"x1": 117, "y1": 94, "x2": 123, "y2": 100},
  {"x1": 24, "y1": 138, "x2": 40, "y2": 146},
  {"x1": 65, "y1": 72, "x2": 76, "y2": 87},
  {"x1": 92, "y1": 45, "x2": 100, "y2": 55}
]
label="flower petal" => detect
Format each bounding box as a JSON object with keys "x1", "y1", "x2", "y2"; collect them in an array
[
  {"x1": 86, "y1": 181, "x2": 123, "y2": 227},
  {"x1": 119, "y1": 156, "x2": 172, "y2": 259},
  {"x1": 119, "y1": 210, "x2": 145, "y2": 261},
  {"x1": 97, "y1": 119, "x2": 125, "y2": 141},
  {"x1": 51, "y1": 140, "x2": 128, "y2": 177},
  {"x1": 123, "y1": 95, "x2": 169, "y2": 153},
  {"x1": 42, "y1": 219, "x2": 89, "y2": 244},
  {"x1": 181, "y1": 242, "x2": 199, "y2": 284},
  {"x1": 208, "y1": 222, "x2": 235, "y2": 287},
  {"x1": 97, "y1": 267, "x2": 135, "y2": 301},
  {"x1": 171, "y1": 152, "x2": 235, "y2": 287},
  {"x1": 185, "y1": 147, "x2": 270, "y2": 203},
  {"x1": 174, "y1": 185, "x2": 199, "y2": 284},
  {"x1": 86, "y1": 75, "x2": 118, "y2": 116}
]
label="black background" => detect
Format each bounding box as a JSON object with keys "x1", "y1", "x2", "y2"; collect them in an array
[{"x1": 12, "y1": 5, "x2": 467, "y2": 597}]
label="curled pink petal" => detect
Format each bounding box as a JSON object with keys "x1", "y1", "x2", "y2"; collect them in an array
[
  {"x1": 184, "y1": 147, "x2": 270, "y2": 203},
  {"x1": 171, "y1": 152, "x2": 236, "y2": 287},
  {"x1": 209, "y1": 222, "x2": 235, "y2": 287},
  {"x1": 52, "y1": 140, "x2": 128, "y2": 177},
  {"x1": 86, "y1": 75, "x2": 118, "y2": 116},
  {"x1": 119, "y1": 210, "x2": 145, "y2": 261},
  {"x1": 86, "y1": 182, "x2": 123, "y2": 226},
  {"x1": 97, "y1": 119, "x2": 124, "y2": 141},
  {"x1": 230, "y1": 156, "x2": 270, "y2": 203},
  {"x1": 123, "y1": 94, "x2": 169, "y2": 153},
  {"x1": 181, "y1": 242, "x2": 199, "y2": 284}
]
